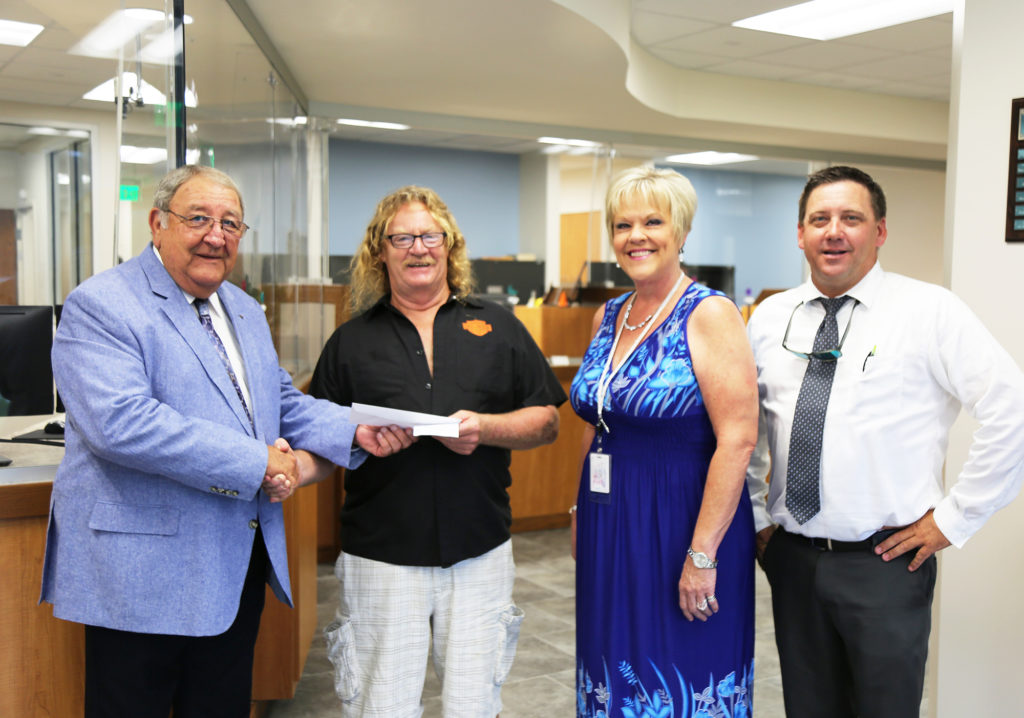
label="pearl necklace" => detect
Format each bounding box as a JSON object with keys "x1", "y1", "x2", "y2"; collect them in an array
[
  {"x1": 621, "y1": 271, "x2": 685, "y2": 332},
  {"x1": 621, "y1": 295, "x2": 653, "y2": 332},
  {"x1": 595, "y1": 271, "x2": 686, "y2": 435}
]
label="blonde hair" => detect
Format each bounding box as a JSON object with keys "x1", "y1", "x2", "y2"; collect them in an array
[
  {"x1": 349, "y1": 186, "x2": 473, "y2": 312},
  {"x1": 605, "y1": 166, "x2": 697, "y2": 247}
]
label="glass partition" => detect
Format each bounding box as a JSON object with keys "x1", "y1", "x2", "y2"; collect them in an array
[
  {"x1": 180, "y1": 1, "x2": 323, "y2": 377},
  {"x1": 96, "y1": 0, "x2": 325, "y2": 377},
  {"x1": 0, "y1": 123, "x2": 93, "y2": 307},
  {"x1": 51, "y1": 138, "x2": 93, "y2": 302},
  {"x1": 0, "y1": 0, "x2": 327, "y2": 419},
  {"x1": 0, "y1": 122, "x2": 92, "y2": 416}
]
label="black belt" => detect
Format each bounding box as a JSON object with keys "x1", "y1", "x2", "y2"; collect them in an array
[{"x1": 780, "y1": 527, "x2": 895, "y2": 552}]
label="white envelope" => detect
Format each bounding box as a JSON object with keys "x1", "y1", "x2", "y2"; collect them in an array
[{"x1": 348, "y1": 402, "x2": 461, "y2": 438}]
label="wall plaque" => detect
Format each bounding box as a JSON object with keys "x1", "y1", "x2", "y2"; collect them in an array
[{"x1": 1007, "y1": 97, "x2": 1024, "y2": 241}]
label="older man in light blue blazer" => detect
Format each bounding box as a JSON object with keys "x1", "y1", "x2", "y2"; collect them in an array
[{"x1": 39, "y1": 165, "x2": 410, "y2": 718}]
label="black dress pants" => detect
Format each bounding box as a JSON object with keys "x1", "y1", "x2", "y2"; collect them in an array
[
  {"x1": 84, "y1": 534, "x2": 268, "y2": 718},
  {"x1": 764, "y1": 528, "x2": 936, "y2": 718}
]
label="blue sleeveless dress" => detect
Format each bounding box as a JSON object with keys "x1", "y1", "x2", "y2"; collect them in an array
[{"x1": 570, "y1": 282, "x2": 755, "y2": 718}]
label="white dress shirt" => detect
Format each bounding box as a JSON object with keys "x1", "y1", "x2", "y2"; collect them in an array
[
  {"x1": 746, "y1": 262, "x2": 1024, "y2": 547},
  {"x1": 152, "y1": 245, "x2": 254, "y2": 411}
]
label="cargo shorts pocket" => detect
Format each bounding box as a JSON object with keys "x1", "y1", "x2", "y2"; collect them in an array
[
  {"x1": 493, "y1": 604, "x2": 525, "y2": 685},
  {"x1": 324, "y1": 618, "x2": 361, "y2": 702}
]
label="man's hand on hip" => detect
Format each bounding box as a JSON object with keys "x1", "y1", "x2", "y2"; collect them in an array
[{"x1": 875, "y1": 509, "x2": 951, "y2": 572}]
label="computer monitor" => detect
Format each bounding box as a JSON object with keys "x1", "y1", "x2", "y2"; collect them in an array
[{"x1": 0, "y1": 305, "x2": 55, "y2": 416}]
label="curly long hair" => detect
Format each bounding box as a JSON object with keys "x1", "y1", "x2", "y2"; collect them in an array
[{"x1": 349, "y1": 186, "x2": 474, "y2": 312}]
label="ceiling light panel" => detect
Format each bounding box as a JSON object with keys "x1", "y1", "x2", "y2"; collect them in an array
[
  {"x1": 70, "y1": 9, "x2": 165, "y2": 58},
  {"x1": 336, "y1": 118, "x2": 410, "y2": 130},
  {"x1": 733, "y1": 0, "x2": 954, "y2": 41},
  {"x1": 664, "y1": 151, "x2": 759, "y2": 165},
  {"x1": 0, "y1": 19, "x2": 44, "y2": 47}
]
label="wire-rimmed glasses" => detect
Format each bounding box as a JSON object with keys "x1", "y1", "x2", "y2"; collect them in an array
[{"x1": 782, "y1": 299, "x2": 858, "y2": 361}]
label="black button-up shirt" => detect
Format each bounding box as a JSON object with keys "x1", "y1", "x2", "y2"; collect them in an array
[{"x1": 309, "y1": 295, "x2": 566, "y2": 567}]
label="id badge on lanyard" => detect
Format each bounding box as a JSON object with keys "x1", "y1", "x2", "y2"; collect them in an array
[
  {"x1": 589, "y1": 450, "x2": 610, "y2": 494},
  {"x1": 588, "y1": 275, "x2": 682, "y2": 507}
]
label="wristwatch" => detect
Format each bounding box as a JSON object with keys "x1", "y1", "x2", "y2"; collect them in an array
[{"x1": 687, "y1": 547, "x2": 718, "y2": 569}]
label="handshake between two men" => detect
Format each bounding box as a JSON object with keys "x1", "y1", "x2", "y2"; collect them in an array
[{"x1": 261, "y1": 423, "x2": 416, "y2": 502}]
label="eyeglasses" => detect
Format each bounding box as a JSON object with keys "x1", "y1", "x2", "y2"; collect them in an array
[
  {"x1": 782, "y1": 299, "x2": 858, "y2": 361},
  {"x1": 385, "y1": 232, "x2": 446, "y2": 249},
  {"x1": 166, "y1": 210, "x2": 249, "y2": 239}
]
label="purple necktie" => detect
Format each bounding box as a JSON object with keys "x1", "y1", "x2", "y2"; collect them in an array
[{"x1": 195, "y1": 298, "x2": 255, "y2": 435}]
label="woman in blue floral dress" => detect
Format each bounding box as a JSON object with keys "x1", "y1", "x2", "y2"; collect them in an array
[{"x1": 571, "y1": 167, "x2": 758, "y2": 718}]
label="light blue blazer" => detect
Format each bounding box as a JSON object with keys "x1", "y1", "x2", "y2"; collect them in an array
[{"x1": 40, "y1": 245, "x2": 360, "y2": 636}]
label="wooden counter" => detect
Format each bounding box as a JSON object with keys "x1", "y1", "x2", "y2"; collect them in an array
[
  {"x1": 0, "y1": 422, "x2": 319, "y2": 717},
  {"x1": 0, "y1": 438, "x2": 83, "y2": 718},
  {"x1": 507, "y1": 305, "x2": 606, "y2": 531}
]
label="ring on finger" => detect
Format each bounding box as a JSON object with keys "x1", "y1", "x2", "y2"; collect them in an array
[
  {"x1": 707, "y1": 595, "x2": 717, "y2": 603},
  {"x1": 697, "y1": 599, "x2": 708, "y2": 611}
]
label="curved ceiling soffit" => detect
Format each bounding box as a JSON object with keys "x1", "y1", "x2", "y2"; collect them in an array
[{"x1": 549, "y1": 0, "x2": 948, "y2": 162}]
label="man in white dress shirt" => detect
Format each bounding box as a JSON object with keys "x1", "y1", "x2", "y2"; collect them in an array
[{"x1": 746, "y1": 165, "x2": 1024, "y2": 718}]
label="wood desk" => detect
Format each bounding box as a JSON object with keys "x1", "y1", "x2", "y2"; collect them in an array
[
  {"x1": 0, "y1": 440, "x2": 82, "y2": 718},
  {"x1": 0, "y1": 418, "x2": 319, "y2": 717},
  {"x1": 508, "y1": 305, "x2": 605, "y2": 531}
]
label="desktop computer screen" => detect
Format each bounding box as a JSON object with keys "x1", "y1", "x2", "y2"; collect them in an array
[{"x1": 0, "y1": 305, "x2": 56, "y2": 416}]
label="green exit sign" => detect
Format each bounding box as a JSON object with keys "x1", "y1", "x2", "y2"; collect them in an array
[{"x1": 120, "y1": 184, "x2": 139, "y2": 201}]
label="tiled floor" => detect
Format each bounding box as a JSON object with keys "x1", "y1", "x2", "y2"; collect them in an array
[{"x1": 267, "y1": 528, "x2": 782, "y2": 717}]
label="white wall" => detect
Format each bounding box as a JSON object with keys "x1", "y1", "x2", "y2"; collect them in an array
[
  {"x1": 519, "y1": 153, "x2": 560, "y2": 288},
  {"x1": 934, "y1": 0, "x2": 1024, "y2": 715},
  {"x1": 0, "y1": 150, "x2": 19, "y2": 207},
  {"x1": 862, "y1": 164, "x2": 946, "y2": 286},
  {"x1": 15, "y1": 145, "x2": 50, "y2": 305}
]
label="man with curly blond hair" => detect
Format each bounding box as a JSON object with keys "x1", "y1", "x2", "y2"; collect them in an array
[{"x1": 311, "y1": 185, "x2": 567, "y2": 717}]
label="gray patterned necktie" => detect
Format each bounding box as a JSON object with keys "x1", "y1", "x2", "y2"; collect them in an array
[
  {"x1": 195, "y1": 298, "x2": 255, "y2": 434},
  {"x1": 786, "y1": 296, "x2": 849, "y2": 524}
]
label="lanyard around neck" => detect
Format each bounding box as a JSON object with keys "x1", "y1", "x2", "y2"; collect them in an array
[{"x1": 594, "y1": 271, "x2": 685, "y2": 436}]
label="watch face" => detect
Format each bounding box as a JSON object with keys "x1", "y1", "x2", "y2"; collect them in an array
[{"x1": 689, "y1": 548, "x2": 715, "y2": 568}]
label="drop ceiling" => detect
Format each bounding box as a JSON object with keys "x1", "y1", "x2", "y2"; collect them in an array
[{"x1": 0, "y1": 0, "x2": 953, "y2": 169}]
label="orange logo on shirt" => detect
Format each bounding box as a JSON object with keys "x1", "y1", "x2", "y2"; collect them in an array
[{"x1": 462, "y1": 319, "x2": 493, "y2": 337}]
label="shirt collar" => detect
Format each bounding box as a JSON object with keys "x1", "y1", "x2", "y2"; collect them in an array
[
  {"x1": 797, "y1": 261, "x2": 884, "y2": 310},
  {"x1": 152, "y1": 245, "x2": 226, "y2": 317},
  {"x1": 369, "y1": 292, "x2": 481, "y2": 318}
]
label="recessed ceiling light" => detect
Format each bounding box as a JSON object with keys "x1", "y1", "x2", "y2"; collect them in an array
[
  {"x1": 537, "y1": 136, "x2": 601, "y2": 148},
  {"x1": 539, "y1": 144, "x2": 569, "y2": 155},
  {"x1": 119, "y1": 145, "x2": 167, "y2": 164},
  {"x1": 0, "y1": 19, "x2": 44, "y2": 47},
  {"x1": 733, "y1": 0, "x2": 954, "y2": 41},
  {"x1": 336, "y1": 118, "x2": 410, "y2": 130},
  {"x1": 664, "y1": 151, "x2": 759, "y2": 166},
  {"x1": 268, "y1": 117, "x2": 308, "y2": 127}
]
